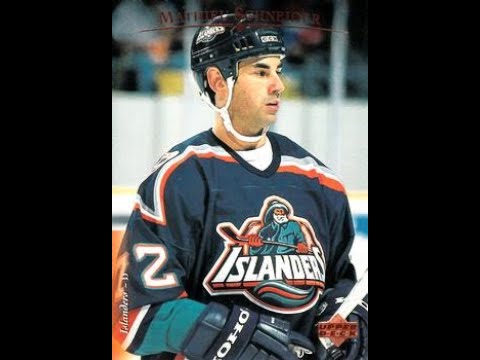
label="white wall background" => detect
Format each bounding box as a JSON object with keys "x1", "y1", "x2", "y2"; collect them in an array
[{"x1": 112, "y1": 91, "x2": 368, "y2": 190}]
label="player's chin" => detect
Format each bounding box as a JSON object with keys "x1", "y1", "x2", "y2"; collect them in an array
[{"x1": 264, "y1": 113, "x2": 279, "y2": 124}]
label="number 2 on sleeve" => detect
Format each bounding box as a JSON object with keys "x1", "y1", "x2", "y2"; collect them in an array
[{"x1": 134, "y1": 244, "x2": 179, "y2": 289}]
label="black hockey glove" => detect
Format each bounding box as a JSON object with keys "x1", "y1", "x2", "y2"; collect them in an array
[
  {"x1": 315, "y1": 285, "x2": 368, "y2": 360},
  {"x1": 181, "y1": 302, "x2": 315, "y2": 360}
]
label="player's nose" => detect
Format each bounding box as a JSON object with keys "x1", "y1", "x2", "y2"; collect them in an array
[{"x1": 268, "y1": 72, "x2": 285, "y2": 95}]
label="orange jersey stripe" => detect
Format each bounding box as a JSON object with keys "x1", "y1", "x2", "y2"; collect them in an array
[
  {"x1": 278, "y1": 165, "x2": 345, "y2": 193},
  {"x1": 138, "y1": 150, "x2": 235, "y2": 226}
]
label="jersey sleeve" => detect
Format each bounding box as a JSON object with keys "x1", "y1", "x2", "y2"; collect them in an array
[
  {"x1": 112, "y1": 155, "x2": 207, "y2": 356},
  {"x1": 324, "y1": 191, "x2": 357, "y2": 288}
]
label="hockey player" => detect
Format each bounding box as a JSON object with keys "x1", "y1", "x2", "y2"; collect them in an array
[{"x1": 112, "y1": 13, "x2": 368, "y2": 360}]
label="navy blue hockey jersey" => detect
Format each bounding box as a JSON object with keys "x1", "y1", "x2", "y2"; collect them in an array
[{"x1": 112, "y1": 129, "x2": 356, "y2": 357}]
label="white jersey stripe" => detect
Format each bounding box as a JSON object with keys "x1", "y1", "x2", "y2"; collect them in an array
[
  {"x1": 136, "y1": 150, "x2": 344, "y2": 224},
  {"x1": 280, "y1": 155, "x2": 342, "y2": 182},
  {"x1": 137, "y1": 144, "x2": 232, "y2": 225}
]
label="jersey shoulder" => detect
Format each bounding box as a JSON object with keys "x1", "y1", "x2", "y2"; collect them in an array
[
  {"x1": 137, "y1": 130, "x2": 227, "y2": 210},
  {"x1": 270, "y1": 131, "x2": 346, "y2": 194},
  {"x1": 269, "y1": 131, "x2": 326, "y2": 165}
]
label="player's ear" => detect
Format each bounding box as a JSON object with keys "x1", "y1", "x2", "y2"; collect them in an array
[{"x1": 206, "y1": 67, "x2": 227, "y2": 96}]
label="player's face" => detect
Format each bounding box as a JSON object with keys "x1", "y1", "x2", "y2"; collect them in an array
[{"x1": 228, "y1": 56, "x2": 285, "y2": 136}]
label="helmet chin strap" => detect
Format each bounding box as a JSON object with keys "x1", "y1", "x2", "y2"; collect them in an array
[
  {"x1": 219, "y1": 77, "x2": 268, "y2": 143},
  {"x1": 196, "y1": 75, "x2": 268, "y2": 143}
]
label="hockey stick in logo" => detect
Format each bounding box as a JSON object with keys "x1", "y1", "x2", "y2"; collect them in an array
[
  {"x1": 235, "y1": 235, "x2": 313, "y2": 254},
  {"x1": 235, "y1": 235, "x2": 299, "y2": 249},
  {"x1": 316, "y1": 268, "x2": 368, "y2": 358},
  {"x1": 219, "y1": 224, "x2": 311, "y2": 252}
]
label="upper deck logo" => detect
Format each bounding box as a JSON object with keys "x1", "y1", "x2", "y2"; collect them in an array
[{"x1": 203, "y1": 195, "x2": 326, "y2": 314}]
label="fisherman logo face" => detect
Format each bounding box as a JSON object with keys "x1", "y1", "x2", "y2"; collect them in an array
[
  {"x1": 203, "y1": 196, "x2": 326, "y2": 314},
  {"x1": 273, "y1": 208, "x2": 288, "y2": 224}
]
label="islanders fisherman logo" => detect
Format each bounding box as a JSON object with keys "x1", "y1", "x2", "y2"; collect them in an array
[{"x1": 203, "y1": 196, "x2": 326, "y2": 314}]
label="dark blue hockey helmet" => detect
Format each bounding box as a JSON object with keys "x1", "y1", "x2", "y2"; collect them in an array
[{"x1": 191, "y1": 13, "x2": 286, "y2": 104}]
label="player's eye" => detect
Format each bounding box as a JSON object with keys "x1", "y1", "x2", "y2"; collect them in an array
[{"x1": 258, "y1": 70, "x2": 267, "y2": 77}]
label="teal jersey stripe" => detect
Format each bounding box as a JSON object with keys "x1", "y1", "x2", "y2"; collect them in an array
[{"x1": 135, "y1": 299, "x2": 206, "y2": 355}]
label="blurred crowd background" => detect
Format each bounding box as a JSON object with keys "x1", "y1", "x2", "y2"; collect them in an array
[
  {"x1": 112, "y1": 0, "x2": 368, "y2": 191},
  {"x1": 112, "y1": 0, "x2": 367, "y2": 98}
]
